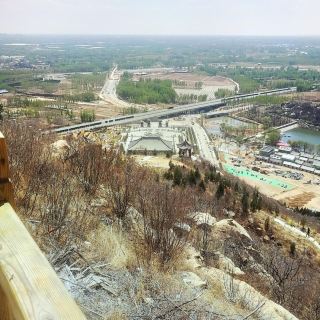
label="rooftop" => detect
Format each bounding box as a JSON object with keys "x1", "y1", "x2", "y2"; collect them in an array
[{"x1": 128, "y1": 136, "x2": 173, "y2": 152}]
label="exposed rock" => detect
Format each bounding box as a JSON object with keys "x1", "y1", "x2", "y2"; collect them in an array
[
  {"x1": 223, "y1": 208, "x2": 236, "y2": 218},
  {"x1": 188, "y1": 212, "x2": 216, "y2": 227},
  {"x1": 214, "y1": 219, "x2": 252, "y2": 241},
  {"x1": 124, "y1": 207, "x2": 144, "y2": 231},
  {"x1": 201, "y1": 267, "x2": 298, "y2": 320},
  {"x1": 180, "y1": 271, "x2": 207, "y2": 289},
  {"x1": 263, "y1": 235, "x2": 270, "y2": 243},
  {"x1": 216, "y1": 252, "x2": 244, "y2": 276},
  {"x1": 143, "y1": 297, "x2": 154, "y2": 305},
  {"x1": 174, "y1": 222, "x2": 191, "y2": 238},
  {"x1": 174, "y1": 222, "x2": 191, "y2": 233},
  {"x1": 90, "y1": 198, "x2": 107, "y2": 208},
  {"x1": 256, "y1": 227, "x2": 264, "y2": 236},
  {"x1": 183, "y1": 245, "x2": 203, "y2": 269},
  {"x1": 51, "y1": 139, "x2": 70, "y2": 158}
]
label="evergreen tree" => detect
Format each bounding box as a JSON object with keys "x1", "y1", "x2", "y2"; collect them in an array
[
  {"x1": 216, "y1": 181, "x2": 225, "y2": 199},
  {"x1": 194, "y1": 167, "x2": 201, "y2": 181},
  {"x1": 173, "y1": 166, "x2": 182, "y2": 186},
  {"x1": 250, "y1": 189, "x2": 262, "y2": 212},
  {"x1": 198, "y1": 180, "x2": 206, "y2": 192},
  {"x1": 241, "y1": 191, "x2": 249, "y2": 217},
  {"x1": 187, "y1": 170, "x2": 197, "y2": 186}
]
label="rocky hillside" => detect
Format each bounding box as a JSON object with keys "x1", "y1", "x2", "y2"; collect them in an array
[{"x1": 1, "y1": 120, "x2": 320, "y2": 320}]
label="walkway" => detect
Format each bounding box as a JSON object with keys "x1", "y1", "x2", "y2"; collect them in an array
[{"x1": 274, "y1": 218, "x2": 320, "y2": 251}]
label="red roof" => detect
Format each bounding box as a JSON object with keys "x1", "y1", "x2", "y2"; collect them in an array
[{"x1": 276, "y1": 141, "x2": 289, "y2": 147}]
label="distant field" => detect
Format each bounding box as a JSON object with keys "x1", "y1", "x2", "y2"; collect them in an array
[
  {"x1": 139, "y1": 73, "x2": 235, "y2": 86},
  {"x1": 138, "y1": 73, "x2": 237, "y2": 100}
]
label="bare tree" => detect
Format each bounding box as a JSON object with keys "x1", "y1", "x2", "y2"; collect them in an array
[
  {"x1": 263, "y1": 247, "x2": 307, "y2": 306},
  {"x1": 136, "y1": 181, "x2": 191, "y2": 269}
]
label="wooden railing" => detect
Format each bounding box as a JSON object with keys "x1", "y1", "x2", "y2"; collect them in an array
[{"x1": 0, "y1": 133, "x2": 86, "y2": 319}]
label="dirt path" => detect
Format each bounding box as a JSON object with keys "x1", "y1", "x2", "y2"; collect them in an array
[{"x1": 274, "y1": 218, "x2": 320, "y2": 251}]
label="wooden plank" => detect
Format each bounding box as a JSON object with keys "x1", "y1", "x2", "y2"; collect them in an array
[
  {"x1": 0, "y1": 283, "x2": 13, "y2": 320},
  {"x1": 0, "y1": 203, "x2": 87, "y2": 320}
]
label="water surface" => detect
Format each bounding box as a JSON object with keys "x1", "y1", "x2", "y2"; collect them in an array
[{"x1": 282, "y1": 127, "x2": 320, "y2": 146}]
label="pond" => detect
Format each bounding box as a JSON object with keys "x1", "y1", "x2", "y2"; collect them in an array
[{"x1": 282, "y1": 127, "x2": 320, "y2": 146}]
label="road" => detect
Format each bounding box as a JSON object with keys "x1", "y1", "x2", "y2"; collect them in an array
[
  {"x1": 192, "y1": 122, "x2": 219, "y2": 166},
  {"x1": 99, "y1": 66, "x2": 131, "y2": 108}
]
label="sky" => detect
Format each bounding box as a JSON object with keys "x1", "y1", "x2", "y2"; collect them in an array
[{"x1": 1, "y1": 0, "x2": 319, "y2": 36}]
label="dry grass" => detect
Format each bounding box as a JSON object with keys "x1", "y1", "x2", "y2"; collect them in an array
[
  {"x1": 104, "y1": 310, "x2": 127, "y2": 320},
  {"x1": 85, "y1": 224, "x2": 137, "y2": 270},
  {"x1": 283, "y1": 191, "x2": 315, "y2": 208}
]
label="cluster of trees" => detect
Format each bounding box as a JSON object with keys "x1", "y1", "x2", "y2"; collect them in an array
[
  {"x1": 176, "y1": 93, "x2": 207, "y2": 104},
  {"x1": 220, "y1": 122, "x2": 258, "y2": 139},
  {"x1": 172, "y1": 80, "x2": 188, "y2": 87},
  {"x1": 117, "y1": 74, "x2": 177, "y2": 104},
  {"x1": 70, "y1": 72, "x2": 106, "y2": 93},
  {"x1": 243, "y1": 95, "x2": 291, "y2": 106},
  {"x1": 200, "y1": 65, "x2": 320, "y2": 93},
  {"x1": 294, "y1": 207, "x2": 320, "y2": 218},
  {"x1": 172, "y1": 79, "x2": 203, "y2": 89},
  {"x1": 283, "y1": 102, "x2": 320, "y2": 127},
  {"x1": 239, "y1": 105, "x2": 292, "y2": 130},
  {"x1": 288, "y1": 140, "x2": 320, "y2": 153},
  {"x1": 266, "y1": 129, "x2": 281, "y2": 146},
  {"x1": 80, "y1": 109, "x2": 95, "y2": 122},
  {"x1": 164, "y1": 161, "x2": 205, "y2": 191},
  {"x1": 8, "y1": 97, "x2": 49, "y2": 108},
  {"x1": 194, "y1": 81, "x2": 203, "y2": 89},
  {"x1": 63, "y1": 92, "x2": 96, "y2": 103},
  {"x1": 215, "y1": 88, "x2": 235, "y2": 98}
]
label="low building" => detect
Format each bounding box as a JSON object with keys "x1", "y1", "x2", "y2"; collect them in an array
[
  {"x1": 313, "y1": 160, "x2": 320, "y2": 170},
  {"x1": 295, "y1": 160, "x2": 304, "y2": 165},
  {"x1": 277, "y1": 153, "x2": 296, "y2": 162},
  {"x1": 301, "y1": 165, "x2": 315, "y2": 173},
  {"x1": 270, "y1": 154, "x2": 282, "y2": 165},
  {"x1": 283, "y1": 161, "x2": 301, "y2": 169},
  {"x1": 0, "y1": 89, "x2": 8, "y2": 95},
  {"x1": 300, "y1": 152, "x2": 314, "y2": 159},
  {"x1": 256, "y1": 155, "x2": 270, "y2": 162},
  {"x1": 127, "y1": 135, "x2": 174, "y2": 155},
  {"x1": 278, "y1": 146, "x2": 292, "y2": 153},
  {"x1": 259, "y1": 146, "x2": 274, "y2": 157}
]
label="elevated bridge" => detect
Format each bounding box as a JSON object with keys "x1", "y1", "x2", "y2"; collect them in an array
[{"x1": 52, "y1": 87, "x2": 296, "y2": 134}]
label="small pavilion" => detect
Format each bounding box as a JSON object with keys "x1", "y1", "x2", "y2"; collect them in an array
[{"x1": 177, "y1": 140, "x2": 193, "y2": 157}]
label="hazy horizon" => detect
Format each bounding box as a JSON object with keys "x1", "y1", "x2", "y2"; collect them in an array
[{"x1": 1, "y1": 0, "x2": 319, "y2": 36}]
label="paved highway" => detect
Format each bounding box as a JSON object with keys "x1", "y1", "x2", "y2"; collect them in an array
[
  {"x1": 53, "y1": 87, "x2": 297, "y2": 134},
  {"x1": 192, "y1": 122, "x2": 219, "y2": 166}
]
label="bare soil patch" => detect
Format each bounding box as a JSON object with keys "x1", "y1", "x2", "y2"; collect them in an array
[{"x1": 282, "y1": 191, "x2": 316, "y2": 208}]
